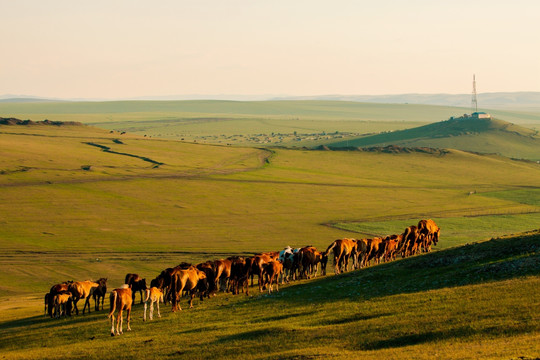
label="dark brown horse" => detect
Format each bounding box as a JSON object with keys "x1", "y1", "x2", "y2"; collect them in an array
[
  {"x1": 92, "y1": 278, "x2": 107, "y2": 311},
  {"x1": 125, "y1": 273, "x2": 147, "y2": 304}
]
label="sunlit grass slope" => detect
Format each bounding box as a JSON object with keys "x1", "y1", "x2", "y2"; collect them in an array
[
  {"x1": 0, "y1": 231, "x2": 538, "y2": 359},
  {"x1": 329, "y1": 117, "x2": 540, "y2": 161}
]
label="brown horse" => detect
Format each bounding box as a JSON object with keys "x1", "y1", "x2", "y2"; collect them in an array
[
  {"x1": 108, "y1": 286, "x2": 133, "y2": 336},
  {"x1": 400, "y1": 225, "x2": 419, "y2": 257},
  {"x1": 324, "y1": 239, "x2": 357, "y2": 274},
  {"x1": 229, "y1": 257, "x2": 251, "y2": 296},
  {"x1": 47, "y1": 281, "x2": 72, "y2": 317},
  {"x1": 250, "y1": 254, "x2": 272, "y2": 291},
  {"x1": 418, "y1": 219, "x2": 441, "y2": 252},
  {"x1": 261, "y1": 260, "x2": 283, "y2": 294},
  {"x1": 170, "y1": 267, "x2": 208, "y2": 312},
  {"x1": 364, "y1": 237, "x2": 383, "y2": 266},
  {"x1": 69, "y1": 280, "x2": 101, "y2": 315},
  {"x1": 213, "y1": 259, "x2": 232, "y2": 292},
  {"x1": 53, "y1": 291, "x2": 73, "y2": 318},
  {"x1": 354, "y1": 239, "x2": 368, "y2": 269}
]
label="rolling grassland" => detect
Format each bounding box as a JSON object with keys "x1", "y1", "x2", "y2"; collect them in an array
[
  {"x1": 2, "y1": 100, "x2": 539, "y2": 146},
  {"x1": 0, "y1": 122, "x2": 539, "y2": 359}
]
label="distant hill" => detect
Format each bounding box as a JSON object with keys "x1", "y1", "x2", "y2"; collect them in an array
[
  {"x1": 2, "y1": 91, "x2": 540, "y2": 108},
  {"x1": 272, "y1": 92, "x2": 540, "y2": 108},
  {"x1": 327, "y1": 117, "x2": 540, "y2": 161},
  {"x1": 0, "y1": 117, "x2": 82, "y2": 126}
]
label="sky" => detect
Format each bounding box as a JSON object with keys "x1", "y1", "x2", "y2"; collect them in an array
[{"x1": 1, "y1": 0, "x2": 539, "y2": 99}]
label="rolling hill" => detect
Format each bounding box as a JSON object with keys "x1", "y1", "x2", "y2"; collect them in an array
[{"x1": 327, "y1": 116, "x2": 540, "y2": 161}]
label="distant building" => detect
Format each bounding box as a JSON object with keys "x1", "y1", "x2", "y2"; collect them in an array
[{"x1": 472, "y1": 112, "x2": 491, "y2": 119}]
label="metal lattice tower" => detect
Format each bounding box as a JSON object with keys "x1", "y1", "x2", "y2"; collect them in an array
[{"x1": 471, "y1": 74, "x2": 478, "y2": 113}]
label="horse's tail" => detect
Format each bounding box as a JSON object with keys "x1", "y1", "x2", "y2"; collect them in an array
[
  {"x1": 324, "y1": 241, "x2": 337, "y2": 256},
  {"x1": 108, "y1": 290, "x2": 117, "y2": 318},
  {"x1": 143, "y1": 288, "x2": 150, "y2": 303}
]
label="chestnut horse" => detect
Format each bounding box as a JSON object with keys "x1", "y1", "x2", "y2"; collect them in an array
[
  {"x1": 108, "y1": 286, "x2": 133, "y2": 336},
  {"x1": 170, "y1": 267, "x2": 208, "y2": 312},
  {"x1": 261, "y1": 260, "x2": 283, "y2": 294},
  {"x1": 69, "y1": 279, "x2": 102, "y2": 315},
  {"x1": 53, "y1": 291, "x2": 73, "y2": 318},
  {"x1": 324, "y1": 239, "x2": 357, "y2": 274},
  {"x1": 46, "y1": 281, "x2": 72, "y2": 317}
]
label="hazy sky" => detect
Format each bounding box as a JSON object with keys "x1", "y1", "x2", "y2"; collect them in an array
[{"x1": 1, "y1": 0, "x2": 539, "y2": 99}]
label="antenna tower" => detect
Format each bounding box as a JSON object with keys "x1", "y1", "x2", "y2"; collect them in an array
[{"x1": 471, "y1": 74, "x2": 478, "y2": 113}]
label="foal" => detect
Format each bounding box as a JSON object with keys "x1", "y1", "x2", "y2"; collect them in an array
[
  {"x1": 143, "y1": 287, "x2": 163, "y2": 321},
  {"x1": 108, "y1": 286, "x2": 132, "y2": 336}
]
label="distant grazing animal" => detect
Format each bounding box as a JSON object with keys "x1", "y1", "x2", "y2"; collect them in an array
[
  {"x1": 170, "y1": 267, "x2": 208, "y2": 312},
  {"x1": 125, "y1": 273, "x2": 148, "y2": 304},
  {"x1": 324, "y1": 239, "x2": 357, "y2": 274},
  {"x1": 261, "y1": 260, "x2": 283, "y2": 294},
  {"x1": 69, "y1": 280, "x2": 101, "y2": 315},
  {"x1": 143, "y1": 287, "x2": 164, "y2": 321},
  {"x1": 108, "y1": 286, "x2": 133, "y2": 336},
  {"x1": 92, "y1": 278, "x2": 107, "y2": 311},
  {"x1": 53, "y1": 291, "x2": 73, "y2": 318}
]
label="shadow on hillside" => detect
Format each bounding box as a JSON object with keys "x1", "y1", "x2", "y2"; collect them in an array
[
  {"x1": 273, "y1": 231, "x2": 540, "y2": 305},
  {"x1": 0, "y1": 310, "x2": 110, "y2": 332},
  {"x1": 358, "y1": 323, "x2": 538, "y2": 351}
]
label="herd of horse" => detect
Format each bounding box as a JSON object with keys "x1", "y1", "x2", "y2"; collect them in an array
[{"x1": 43, "y1": 219, "x2": 440, "y2": 336}]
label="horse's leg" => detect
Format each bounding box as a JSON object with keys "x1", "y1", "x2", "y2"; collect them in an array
[
  {"x1": 118, "y1": 308, "x2": 123, "y2": 335},
  {"x1": 139, "y1": 290, "x2": 144, "y2": 304},
  {"x1": 110, "y1": 313, "x2": 116, "y2": 336},
  {"x1": 83, "y1": 296, "x2": 91, "y2": 314},
  {"x1": 143, "y1": 300, "x2": 147, "y2": 321},
  {"x1": 189, "y1": 292, "x2": 194, "y2": 309},
  {"x1": 73, "y1": 298, "x2": 79, "y2": 315},
  {"x1": 157, "y1": 299, "x2": 161, "y2": 318},
  {"x1": 149, "y1": 300, "x2": 154, "y2": 320},
  {"x1": 126, "y1": 307, "x2": 131, "y2": 331}
]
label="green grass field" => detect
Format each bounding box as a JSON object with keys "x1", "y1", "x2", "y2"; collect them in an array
[{"x1": 0, "y1": 106, "x2": 539, "y2": 358}]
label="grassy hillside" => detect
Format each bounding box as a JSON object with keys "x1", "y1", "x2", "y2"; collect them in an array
[
  {"x1": 2, "y1": 100, "x2": 539, "y2": 147},
  {"x1": 1, "y1": 231, "x2": 538, "y2": 359},
  {"x1": 328, "y1": 117, "x2": 540, "y2": 161}
]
